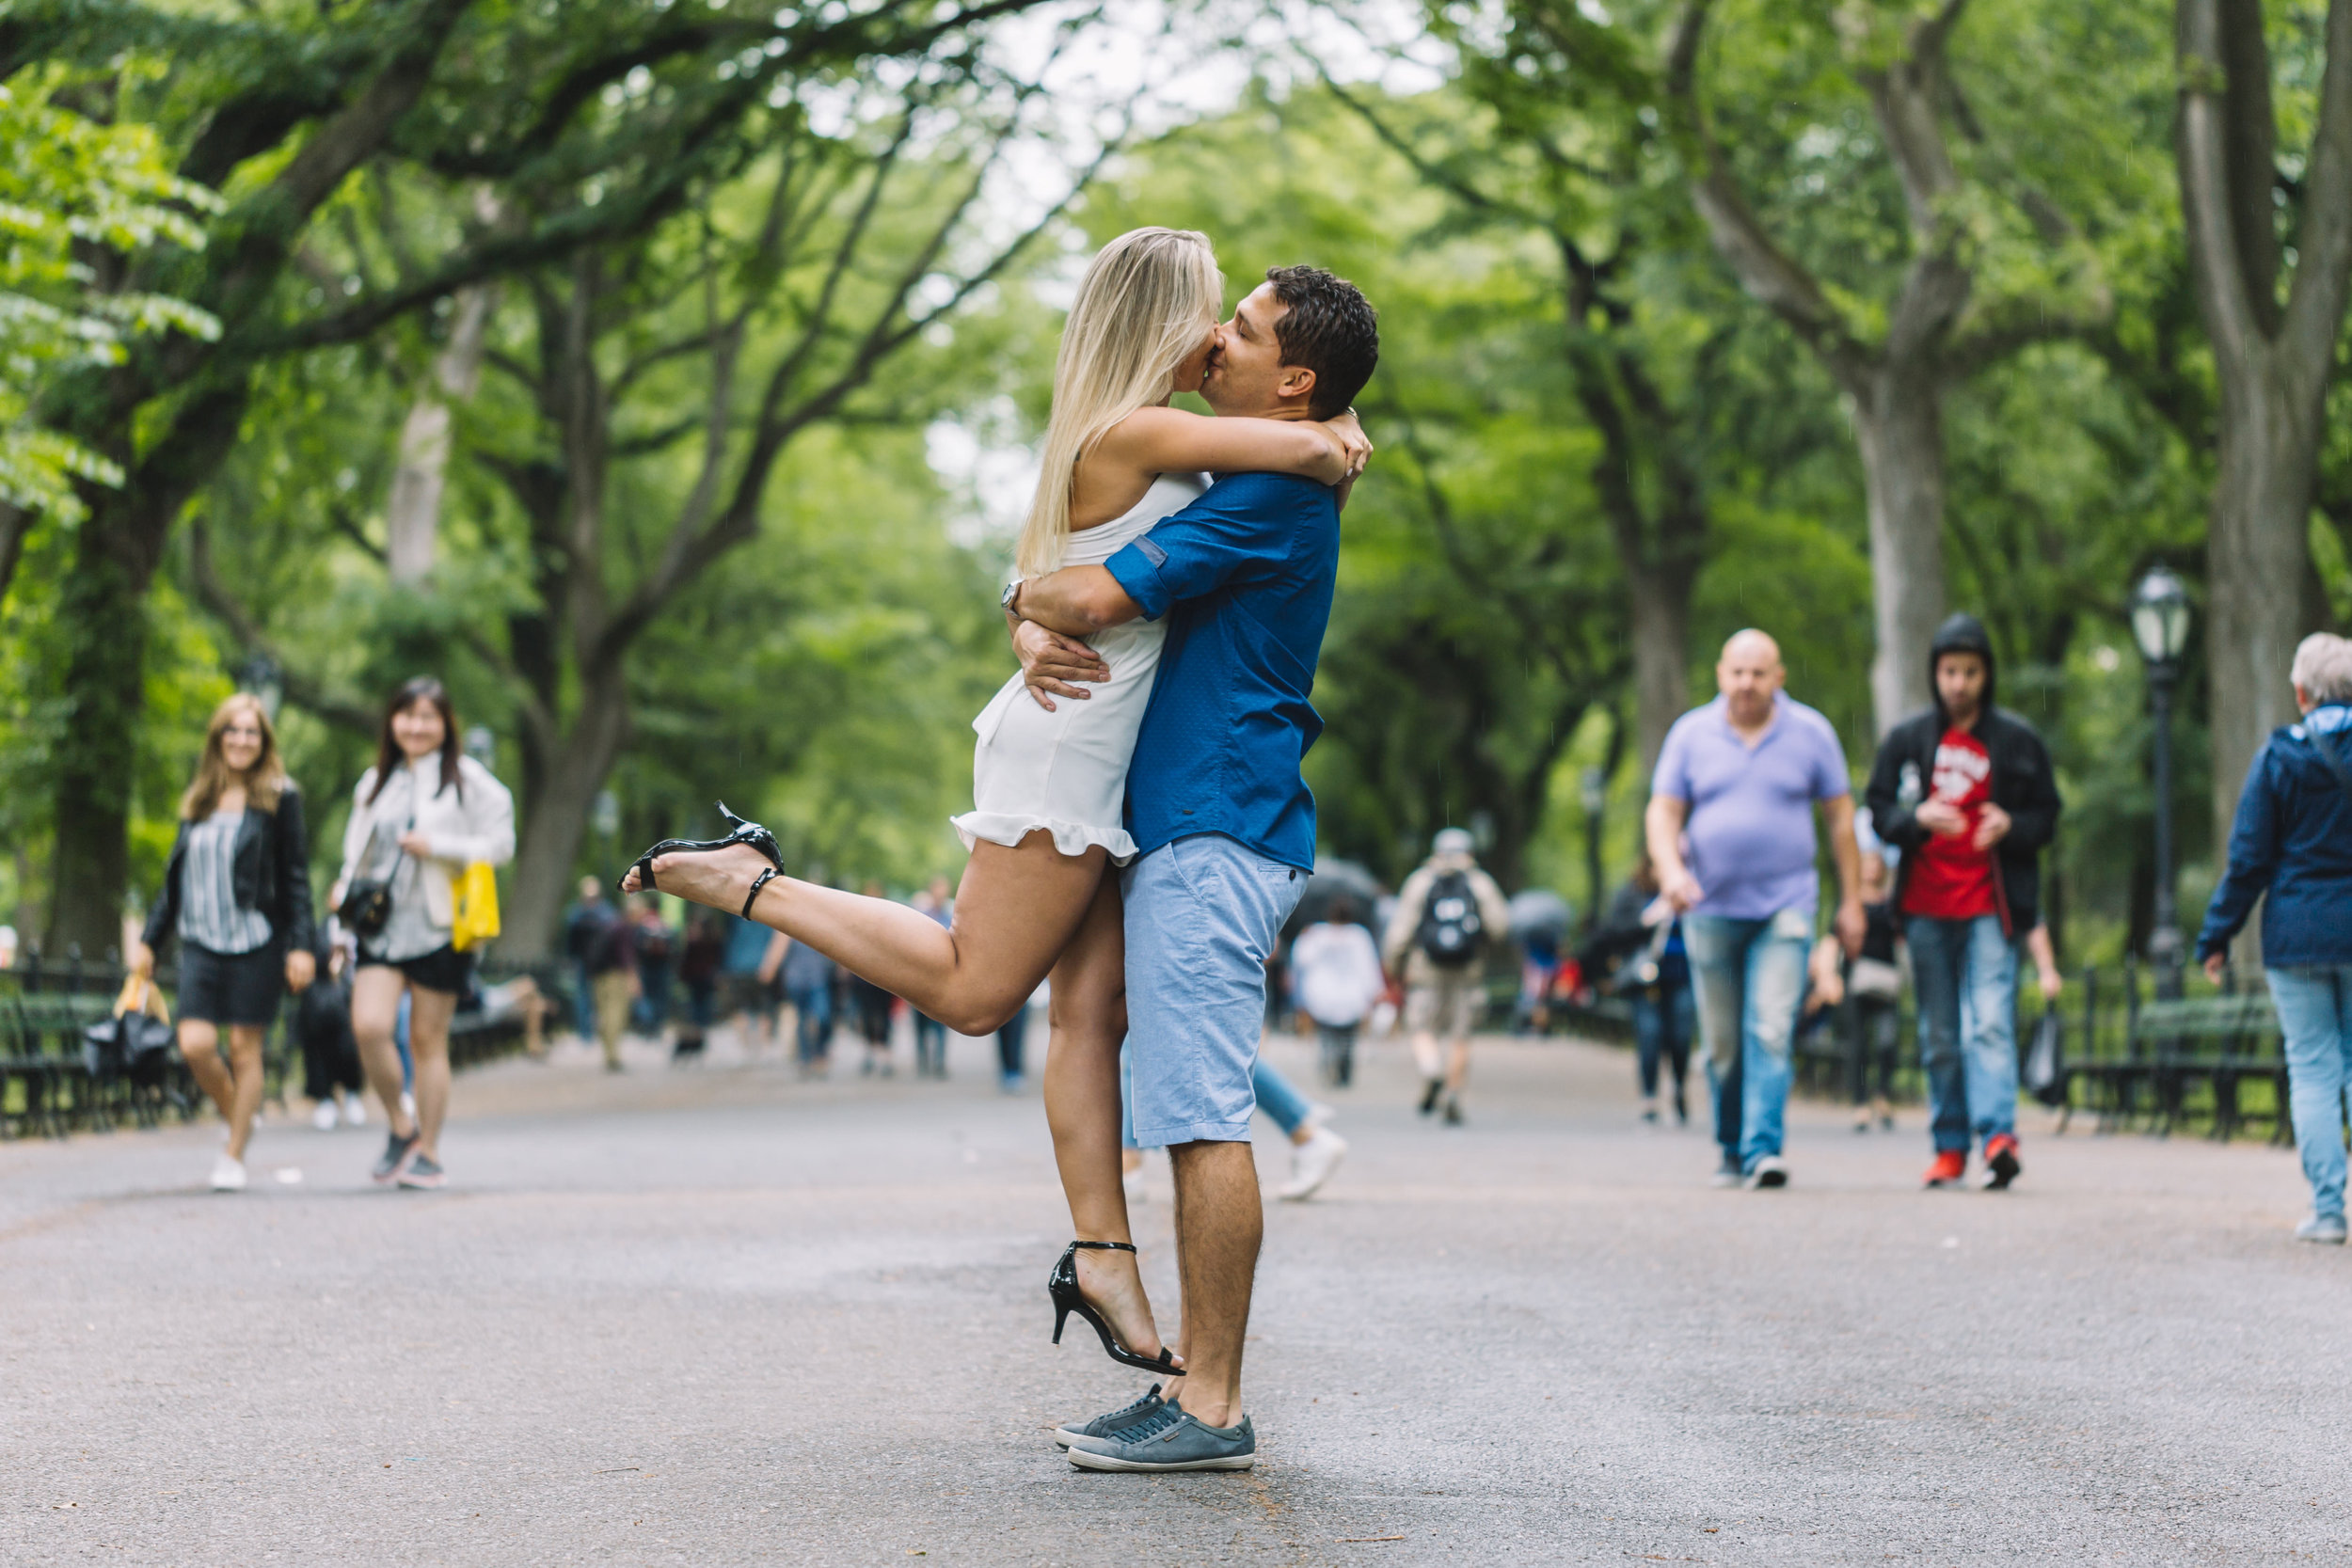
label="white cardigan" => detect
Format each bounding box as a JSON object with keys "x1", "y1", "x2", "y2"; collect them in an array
[{"x1": 336, "y1": 753, "x2": 516, "y2": 930}]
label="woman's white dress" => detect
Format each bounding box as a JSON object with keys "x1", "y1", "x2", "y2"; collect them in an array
[{"x1": 952, "y1": 472, "x2": 1206, "y2": 863}]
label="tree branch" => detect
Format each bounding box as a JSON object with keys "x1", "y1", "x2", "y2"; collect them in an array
[
  {"x1": 186, "y1": 521, "x2": 377, "y2": 733},
  {"x1": 2283, "y1": 0, "x2": 2352, "y2": 402}
]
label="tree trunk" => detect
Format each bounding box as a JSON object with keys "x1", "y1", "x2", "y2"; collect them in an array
[
  {"x1": 2204, "y1": 353, "x2": 2322, "y2": 855},
  {"x1": 1627, "y1": 551, "x2": 1693, "y2": 774},
  {"x1": 385, "y1": 285, "x2": 494, "y2": 584},
  {"x1": 1849, "y1": 367, "x2": 1947, "y2": 736},
  {"x1": 43, "y1": 517, "x2": 151, "y2": 958},
  {"x1": 499, "y1": 670, "x2": 631, "y2": 959}
]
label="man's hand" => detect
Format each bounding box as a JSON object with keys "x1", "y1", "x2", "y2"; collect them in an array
[
  {"x1": 2037, "y1": 963, "x2": 2063, "y2": 1002},
  {"x1": 1659, "y1": 863, "x2": 1704, "y2": 912},
  {"x1": 1915, "y1": 799, "x2": 1967, "y2": 836},
  {"x1": 1972, "y1": 801, "x2": 2012, "y2": 851},
  {"x1": 1014, "y1": 620, "x2": 1109, "y2": 712},
  {"x1": 285, "y1": 947, "x2": 315, "y2": 993},
  {"x1": 2202, "y1": 952, "x2": 2227, "y2": 985},
  {"x1": 1834, "y1": 898, "x2": 1866, "y2": 959}
]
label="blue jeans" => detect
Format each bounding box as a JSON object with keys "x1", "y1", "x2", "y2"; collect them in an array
[
  {"x1": 1120, "y1": 1045, "x2": 1312, "y2": 1148},
  {"x1": 1684, "y1": 912, "x2": 1811, "y2": 1170},
  {"x1": 2267, "y1": 966, "x2": 2352, "y2": 1219},
  {"x1": 1631, "y1": 983, "x2": 1694, "y2": 1101},
  {"x1": 1905, "y1": 914, "x2": 2020, "y2": 1152},
  {"x1": 789, "y1": 984, "x2": 833, "y2": 1065}
]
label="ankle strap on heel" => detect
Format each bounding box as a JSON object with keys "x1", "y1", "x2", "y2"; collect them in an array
[{"x1": 1070, "y1": 1240, "x2": 1137, "y2": 1254}]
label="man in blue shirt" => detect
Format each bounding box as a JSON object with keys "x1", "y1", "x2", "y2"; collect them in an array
[{"x1": 1005, "y1": 265, "x2": 1378, "y2": 1474}]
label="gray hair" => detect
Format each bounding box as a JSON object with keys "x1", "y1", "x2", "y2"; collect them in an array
[{"x1": 2291, "y1": 633, "x2": 2352, "y2": 706}]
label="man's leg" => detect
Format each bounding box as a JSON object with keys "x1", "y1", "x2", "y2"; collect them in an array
[
  {"x1": 1958, "y1": 915, "x2": 2021, "y2": 1149},
  {"x1": 1682, "y1": 917, "x2": 1756, "y2": 1174},
  {"x1": 1904, "y1": 917, "x2": 1972, "y2": 1155},
  {"x1": 1735, "y1": 911, "x2": 1810, "y2": 1174},
  {"x1": 2268, "y1": 967, "x2": 2352, "y2": 1224},
  {"x1": 1167, "y1": 1138, "x2": 1261, "y2": 1428}
]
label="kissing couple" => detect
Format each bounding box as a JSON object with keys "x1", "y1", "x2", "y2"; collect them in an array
[{"x1": 626, "y1": 226, "x2": 1378, "y2": 1471}]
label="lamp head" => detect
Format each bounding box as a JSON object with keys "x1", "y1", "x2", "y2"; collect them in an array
[{"x1": 2130, "y1": 566, "x2": 2191, "y2": 666}]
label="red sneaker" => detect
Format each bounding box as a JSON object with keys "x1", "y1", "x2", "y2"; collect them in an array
[
  {"x1": 1923, "y1": 1149, "x2": 1966, "y2": 1187},
  {"x1": 1983, "y1": 1134, "x2": 2022, "y2": 1190}
]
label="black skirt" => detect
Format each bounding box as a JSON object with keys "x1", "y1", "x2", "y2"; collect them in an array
[{"x1": 178, "y1": 942, "x2": 285, "y2": 1027}]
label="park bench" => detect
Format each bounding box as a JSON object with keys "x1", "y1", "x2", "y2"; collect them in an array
[
  {"x1": 1, "y1": 990, "x2": 116, "y2": 1138},
  {"x1": 2059, "y1": 989, "x2": 2286, "y2": 1142}
]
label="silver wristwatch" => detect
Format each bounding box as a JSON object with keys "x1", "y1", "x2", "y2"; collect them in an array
[{"x1": 1000, "y1": 578, "x2": 1022, "y2": 614}]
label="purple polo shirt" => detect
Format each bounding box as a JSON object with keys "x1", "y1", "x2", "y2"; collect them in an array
[{"x1": 1651, "y1": 693, "x2": 1851, "y2": 920}]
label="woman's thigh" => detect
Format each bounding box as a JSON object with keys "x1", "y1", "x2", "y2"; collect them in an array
[
  {"x1": 178, "y1": 1019, "x2": 220, "y2": 1059},
  {"x1": 1048, "y1": 869, "x2": 1126, "y2": 1044},
  {"x1": 225, "y1": 1024, "x2": 266, "y2": 1065},
  {"x1": 947, "y1": 836, "x2": 1110, "y2": 1029}
]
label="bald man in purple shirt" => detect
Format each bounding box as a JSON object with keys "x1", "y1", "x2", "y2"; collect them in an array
[{"x1": 1646, "y1": 629, "x2": 1865, "y2": 1190}]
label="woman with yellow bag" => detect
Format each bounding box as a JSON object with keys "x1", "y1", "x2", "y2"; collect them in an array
[
  {"x1": 330, "y1": 678, "x2": 513, "y2": 1191},
  {"x1": 128, "y1": 694, "x2": 315, "y2": 1192}
]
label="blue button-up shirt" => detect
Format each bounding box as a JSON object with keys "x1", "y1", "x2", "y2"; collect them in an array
[{"x1": 1104, "y1": 471, "x2": 1338, "y2": 870}]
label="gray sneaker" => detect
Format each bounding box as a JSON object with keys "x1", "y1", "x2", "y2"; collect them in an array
[
  {"x1": 1053, "y1": 1385, "x2": 1164, "y2": 1449},
  {"x1": 2296, "y1": 1212, "x2": 2348, "y2": 1244},
  {"x1": 1745, "y1": 1154, "x2": 1789, "y2": 1189},
  {"x1": 1709, "y1": 1154, "x2": 1743, "y2": 1188},
  {"x1": 396, "y1": 1152, "x2": 446, "y2": 1190},
  {"x1": 1066, "y1": 1400, "x2": 1256, "y2": 1472}
]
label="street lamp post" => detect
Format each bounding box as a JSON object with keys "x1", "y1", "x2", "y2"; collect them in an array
[{"x1": 2130, "y1": 566, "x2": 2192, "y2": 995}]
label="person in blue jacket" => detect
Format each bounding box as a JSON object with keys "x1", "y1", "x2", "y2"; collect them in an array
[{"x1": 2198, "y1": 633, "x2": 2352, "y2": 1244}]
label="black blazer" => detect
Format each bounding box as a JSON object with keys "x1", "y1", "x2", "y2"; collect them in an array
[{"x1": 142, "y1": 784, "x2": 316, "y2": 955}]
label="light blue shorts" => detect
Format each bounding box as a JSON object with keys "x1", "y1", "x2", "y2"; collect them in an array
[{"x1": 1121, "y1": 833, "x2": 1307, "y2": 1148}]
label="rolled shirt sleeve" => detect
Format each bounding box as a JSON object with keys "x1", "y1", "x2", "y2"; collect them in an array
[{"x1": 1104, "y1": 477, "x2": 1294, "y2": 622}]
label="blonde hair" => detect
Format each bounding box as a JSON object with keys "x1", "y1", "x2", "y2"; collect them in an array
[
  {"x1": 182, "y1": 693, "x2": 287, "y2": 819},
  {"x1": 1015, "y1": 228, "x2": 1223, "y2": 577}
]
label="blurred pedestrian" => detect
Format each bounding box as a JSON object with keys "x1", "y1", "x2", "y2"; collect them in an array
[
  {"x1": 998, "y1": 980, "x2": 1042, "y2": 1092},
  {"x1": 129, "y1": 693, "x2": 316, "y2": 1192},
  {"x1": 848, "y1": 881, "x2": 898, "y2": 1077},
  {"x1": 1383, "y1": 828, "x2": 1512, "y2": 1124},
  {"x1": 295, "y1": 928, "x2": 366, "y2": 1130},
  {"x1": 774, "y1": 932, "x2": 837, "y2": 1077},
  {"x1": 334, "y1": 677, "x2": 515, "y2": 1190},
  {"x1": 1647, "y1": 629, "x2": 1865, "y2": 1190},
  {"x1": 1290, "y1": 895, "x2": 1384, "y2": 1087},
  {"x1": 2197, "y1": 632, "x2": 2352, "y2": 1243},
  {"x1": 565, "y1": 876, "x2": 638, "y2": 1073},
  {"x1": 911, "y1": 877, "x2": 952, "y2": 1078},
  {"x1": 672, "y1": 911, "x2": 725, "y2": 1062},
  {"x1": 630, "y1": 895, "x2": 675, "y2": 1037},
  {"x1": 1582, "y1": 854, "x2": 1692, "y2": 1127},
  {"x1": 1865, "y1": 614, "x2": 2061, "y2": 1190},
  {"x1": 721, "y1": 913, "x2": 781, "y2": 1054}
]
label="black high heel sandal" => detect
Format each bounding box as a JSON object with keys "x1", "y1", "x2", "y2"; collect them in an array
[
  {"x1": 623, "y1": 801, "x2": 786, "y2": 918},
  {"x1": 1048, "y1": 1241, "x2": 1183, "y2": 1375}
]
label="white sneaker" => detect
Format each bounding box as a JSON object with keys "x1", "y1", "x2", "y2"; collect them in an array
[
  {"x1": 343, "y1": 1095, "x2": 367, "y2": 1128},
  {"x1": 311, "y1": 1101, "x2": 339, "y2": 1131},
  {"x1": 210, "y1": 1154, "x2": 247, "y2": 1192},
  {"x1": 1279, "y1": 1128, "x2": 1348, "y2": 1201}
]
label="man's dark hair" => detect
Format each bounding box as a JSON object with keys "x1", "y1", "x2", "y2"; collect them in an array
[{"x1": 1263, "y1": 264, "x2": 1378, "y2": 419}]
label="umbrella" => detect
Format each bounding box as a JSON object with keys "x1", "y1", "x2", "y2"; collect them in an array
[{"x1": 1283, "y1": 858, "x2": 1387, "y2": 936}]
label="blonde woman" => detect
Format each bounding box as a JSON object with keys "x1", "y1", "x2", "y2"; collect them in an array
[
  {"x1": 627, "y1": 228, "x2": 1367, "y2": 1370},
  {"x1": 130, "y1": 694, "x2": 316, "y2": 1192},
  {"x1": 332, "y1": 677, "x2": 514, "y2": 1191}
]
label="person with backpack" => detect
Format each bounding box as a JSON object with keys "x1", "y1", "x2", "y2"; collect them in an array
[
  {"x1": 1864, "y1": 613, "x2": 2062, "y2": 1191},
  {"x1": 1382, "y1": 828, "x2": 1512, "y2": 1124},
  {"x1": 563, "y1": 876, "x2": 638, "y2": 1073},
  {"x1": 2197, "y1": 633, "x2": 2352, "y2": 1244}
]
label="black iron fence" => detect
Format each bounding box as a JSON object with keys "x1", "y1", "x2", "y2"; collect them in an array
[{"x1": 1, "y1": 953, "x2": 565, "y2": 1141}]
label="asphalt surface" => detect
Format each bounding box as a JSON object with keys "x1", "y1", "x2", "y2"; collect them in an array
[{"x1": 3, "y1": 1021, "x2": 2346, "y2": 1566}]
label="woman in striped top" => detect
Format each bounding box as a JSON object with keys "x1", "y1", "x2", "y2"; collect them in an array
[{"x1": 131, "y1": 694, "x2": 316, "y2": 1192}]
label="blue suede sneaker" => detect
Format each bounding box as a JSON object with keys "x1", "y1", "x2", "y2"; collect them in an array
[
  {"x1": 1065, "y1": 1399, "x2": 1256, "y2": 1472},
  {"x1": 1053, "y1": 1384, "x2": 1164, "y2": 1449}
]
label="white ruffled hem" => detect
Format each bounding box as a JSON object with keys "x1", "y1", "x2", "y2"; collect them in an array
[{"x1": 950, "y1": 810, "x2": 1138, "y2": 864}]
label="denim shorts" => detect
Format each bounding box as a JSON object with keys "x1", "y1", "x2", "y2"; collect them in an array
[{"x1": 1121, "y1": 833, "x2": 1307, "y2": 1148}]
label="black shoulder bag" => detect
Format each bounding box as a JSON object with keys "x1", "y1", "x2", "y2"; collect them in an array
[{"x1": 338, "y1": 820, "x2": 399, "y2": 941}]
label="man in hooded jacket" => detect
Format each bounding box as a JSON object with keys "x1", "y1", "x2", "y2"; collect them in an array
[{"x1": 1865, "y1": 614, "x2": 2062, "y2": 1190}]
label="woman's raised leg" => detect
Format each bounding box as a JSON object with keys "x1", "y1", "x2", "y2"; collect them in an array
[
  {"x1": 1042, "y1": 869, "x2": 1176, "y2": 1369},
  {"x1": 628, "y1": 832, "x2": 1104, "y2": 1037}
]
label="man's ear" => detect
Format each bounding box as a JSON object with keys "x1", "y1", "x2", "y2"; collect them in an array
[{"x1": 1276, "y1": 364, "x2": 1318, "y2": 405}]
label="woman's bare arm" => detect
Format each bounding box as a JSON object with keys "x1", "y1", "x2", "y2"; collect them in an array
[{"x1": 1097, "y1": 405, "x2": 1364, "y2": 486}]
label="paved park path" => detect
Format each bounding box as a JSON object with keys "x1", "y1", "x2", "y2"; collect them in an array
[{"x1": 4, "y1": 1024, "x2": 2347, "y2": 1565}]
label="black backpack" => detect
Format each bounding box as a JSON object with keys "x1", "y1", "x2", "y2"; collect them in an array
[{"x1": 1416, "y1": 869, "x2": 1484, "y2": 968}]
